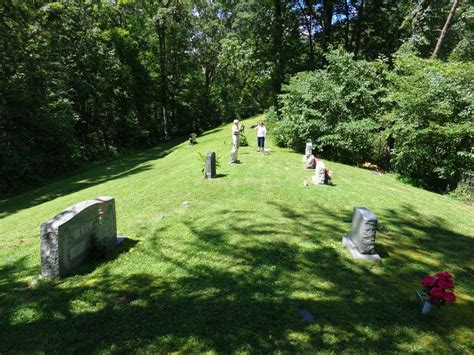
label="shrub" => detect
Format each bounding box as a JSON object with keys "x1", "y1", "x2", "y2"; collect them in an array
[
  {"x1": 385, "y1": 56, "x2": 474, "y2": 191},
  {"x1": 272, "y1": 49, "x2": 387, "y2": 165}
]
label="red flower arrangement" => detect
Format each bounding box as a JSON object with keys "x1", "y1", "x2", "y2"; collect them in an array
[{"x1": 421, "y1": 272, "x2": 456, "y2": 305}]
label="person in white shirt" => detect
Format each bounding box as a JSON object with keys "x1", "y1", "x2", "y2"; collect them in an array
[
  {"x1": 255, "y1": 121, "x2": 267, "y2": 152},
  {"x1": 230, "y1": 119, "x2": 243, "y2": 163}
]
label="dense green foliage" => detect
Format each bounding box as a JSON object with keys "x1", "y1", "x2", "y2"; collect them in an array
[
  {"x1": 385, "y1": 55, "x2": 474, "y2": 191},
  {"x1": 1, "y1": 0, "x2": 473, "y2": 193},
  {"x1": 271, "y1": 49, "x2": 386, "y2": 165},
  {"x1": 1, "y1": 117, "x2": 473, "y2": 352},
  {"x1": 272, "y1": 50, "x2": 473, "y2": 192}
]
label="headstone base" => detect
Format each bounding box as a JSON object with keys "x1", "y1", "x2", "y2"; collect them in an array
[
  {"x1": 312, "y1": 175, "x2": 326, "y2": 185},
  {"x1": 116, "y1": 235, "x2": 127, "y2": 247},
  {"x1": 342, "y1": 236, "x2": 381, "y2": 262}
]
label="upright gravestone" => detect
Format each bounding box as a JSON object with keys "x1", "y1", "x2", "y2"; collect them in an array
[
  {"x1": 305, "y1": 142, "x2": 313, "y2": 156},
  {"x1": 312, "y1": 160, "x2": 326, "y2": 185},
  {"x1": 40, "y1": 197, "x2": 117, "y2": 278},
  {"x1": 342, "y1": 207, "x2": 381, "y2": 261},
  {"x1": 204, "y1": 152, "x2": 216, "y2": 179}
]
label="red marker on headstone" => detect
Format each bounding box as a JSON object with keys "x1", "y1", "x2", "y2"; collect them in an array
[{"x1": 98, "y1": 200, "x2": 105, "y2": 223}]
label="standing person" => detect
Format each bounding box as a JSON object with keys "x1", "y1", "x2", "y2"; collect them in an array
[
  {"x1": 255, "y1": 121, "x2": 267, "y2": 152},
  {"x1": 230, "y1": 119, "x2": 243, "y2": 163}
]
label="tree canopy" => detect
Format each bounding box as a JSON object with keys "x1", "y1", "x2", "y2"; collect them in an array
[{"x1": 1, "y1": 0, "x2": 473, "y2": 193}]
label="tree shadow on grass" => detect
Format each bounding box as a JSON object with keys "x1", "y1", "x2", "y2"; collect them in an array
[
  {"x1": 0, "y1": 139, "x2": 182, "y2": 219},
  {"x1": 1, "y1": 203, "x2": 473, "y2": 352},
  {"x1": 376, "y1": 204, "x2": 474, "y2": 280},
  {"x1": 68, "y1": 237, "x2": 139, "y2": 278}
]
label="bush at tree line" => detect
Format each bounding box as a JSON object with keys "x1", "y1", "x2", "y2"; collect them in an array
[{"x1": 270, "y1": 49, "x2": 473, "y2": 192}]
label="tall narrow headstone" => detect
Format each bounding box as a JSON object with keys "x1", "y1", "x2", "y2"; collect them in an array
[
  {"x1": 342, "y1": 207, "x2": 381, "y2": 261},
  {"x1": 40, "y1": 197, "x2": 117, "y2": 278},
  {"x1": 305, "y1": 142, "x2": 313, "y2": 156},
  {"x1": 204, "y1": 152, "x2": 216, "y2": 179}
]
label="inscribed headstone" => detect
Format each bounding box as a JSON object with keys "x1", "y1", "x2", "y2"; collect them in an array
[
  {"x1": 351, "y1": 207, "x2": 377, "y2": 254},
  {"x1": 204, "y1": 152, "x2": 216, "y2": 179},
  {"x1": 40, "y1": 197, "x2": 117, "y2": 278}
]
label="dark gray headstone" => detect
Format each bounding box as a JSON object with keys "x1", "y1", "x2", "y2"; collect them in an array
[
  {"x1": 205, "y1": 152, "x2": 216, "y2": 179},
  {"x1": 40, "y1": 197, "x2": 117, "y2": 278},
  {"x1": 351, "y1": 207, "x2": 377, "y2": 254}
]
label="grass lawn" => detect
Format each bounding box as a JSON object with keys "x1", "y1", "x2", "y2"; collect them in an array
[{"x1": 1, "y1": 115, "x2": 473, "y2": 353}]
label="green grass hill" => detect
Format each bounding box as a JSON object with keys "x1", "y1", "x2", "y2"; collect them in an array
[{"x1": 1, "y1": 115, "x2": 473, "y2": 353}]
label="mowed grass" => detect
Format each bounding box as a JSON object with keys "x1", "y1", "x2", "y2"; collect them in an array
[{"x1": 1, "y1": 115, "x2": 473, "y2": 353}]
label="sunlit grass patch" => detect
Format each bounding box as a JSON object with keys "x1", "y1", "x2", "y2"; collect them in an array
[{"x1": 0, "y1": 115, "x2": 473, "y2": 352}]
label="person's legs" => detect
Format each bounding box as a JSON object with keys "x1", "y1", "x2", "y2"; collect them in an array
[
  {"x1": 231, "y1": 135, "x2": 238, "y2": 162},
  {"x1": 231, "y1": 135, "x2": 240, "y2": 162}
]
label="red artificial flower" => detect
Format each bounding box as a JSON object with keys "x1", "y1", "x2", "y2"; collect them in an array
[
  {"x1": 422, "y1": 276, "x2": 437, "y2": 288},
  {"x1": 442, "y1": 292, "x2": 456, "y2": 303},
  {"x1": 435, "y1": 272, "x2": 453, "y2": 280},
  {"x1": 430, "y1": 287, "x2": 444, "y2": 299},
  {"x1": 438, "y1": 278, "x2": 455, "y2": 290}
]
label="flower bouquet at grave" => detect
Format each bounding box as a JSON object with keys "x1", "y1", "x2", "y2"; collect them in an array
[{"x1": 416, "y1": 272, "x2": 456, "y2": 315}]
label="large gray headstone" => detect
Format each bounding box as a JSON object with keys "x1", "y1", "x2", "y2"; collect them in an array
[
  {"x1": 305, "y1": 142, "x2": 313, "y2": 156},
  {"x1": 342, "y1": 207, "x2": 381, "y2": 262},
  {"x1": 205, "y1": 152, "x2": 216, "y2": 178},
  {"x1": 312, "y1": 160, "x2": 326, "y2": 185},
  {"x1": 40, "y1": 197, "x2": 117, "y2": 278},
  {"x1": 351, "y1": 207, "x2": 377, "y2": 254}
]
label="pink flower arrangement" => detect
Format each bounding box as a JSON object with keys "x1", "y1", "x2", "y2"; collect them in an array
[{"x1": 421, "y1": 272, "x2": 456, "y2": 305}]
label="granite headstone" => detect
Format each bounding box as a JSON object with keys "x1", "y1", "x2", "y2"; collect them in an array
[
  {"x1": 205, "y1": 152, "x2": 216, "y2": 178},
  {"x1": 40, "y1": 197, "x2": 117, "y2": 278},
  {"x1": 342, "y1": 207, "x2": 381, "y2": 261},
  {"x1": 312, "y1": 160, "x2": 326, "y2": 185}
]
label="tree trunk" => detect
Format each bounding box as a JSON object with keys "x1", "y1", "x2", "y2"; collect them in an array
[
  {"x1": 431, "y1": 0, "x2": 460, "y2": 58},
  {"x1": 158, "y1": 25, "x2": 169, "y2": 140},
  {"x1": 299, "y1": 1, "x2": 315, "y2": 69},
  {"x1": 322, "y1": 0, "x2": 334, "y2": 52},
  {"x1": 351, "y1": 0, "x2": 365, "y2": 59},
  {"x1": 272, "y1": 0, "x2": 284, "y2": 108},
  {"x1": 204, "y1": 66, "x2": 213, "y2": 123},
  {"x1": 344, "y1": 0, "x2": 350, "y2": 49}
]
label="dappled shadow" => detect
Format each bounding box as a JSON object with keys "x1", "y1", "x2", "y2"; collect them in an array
[
  {"x1": 0, "y1": 139, "x2": 182, "y2": 218},
  {"x1": 1, "y1": 203, "x2": 473, "y2": 352},
  {"x1": 68, "y1": 237, "x2": 139, "y2": 277},
  {"x1": 377, "y1": 204, "x2": 474, "y2": 280}
]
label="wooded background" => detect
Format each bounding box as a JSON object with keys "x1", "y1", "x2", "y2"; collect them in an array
[{"x1": 1, "y1": 0, "x2": 472, "y2": 193}]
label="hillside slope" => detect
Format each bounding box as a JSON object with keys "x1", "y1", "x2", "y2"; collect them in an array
[{"x1": 1, "y1": 115, "x2": 473, "y2": 353}]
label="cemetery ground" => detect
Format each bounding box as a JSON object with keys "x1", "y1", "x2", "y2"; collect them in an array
[{"x1": 1, "y1": 116, "x2": 473, "y2": 353}]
